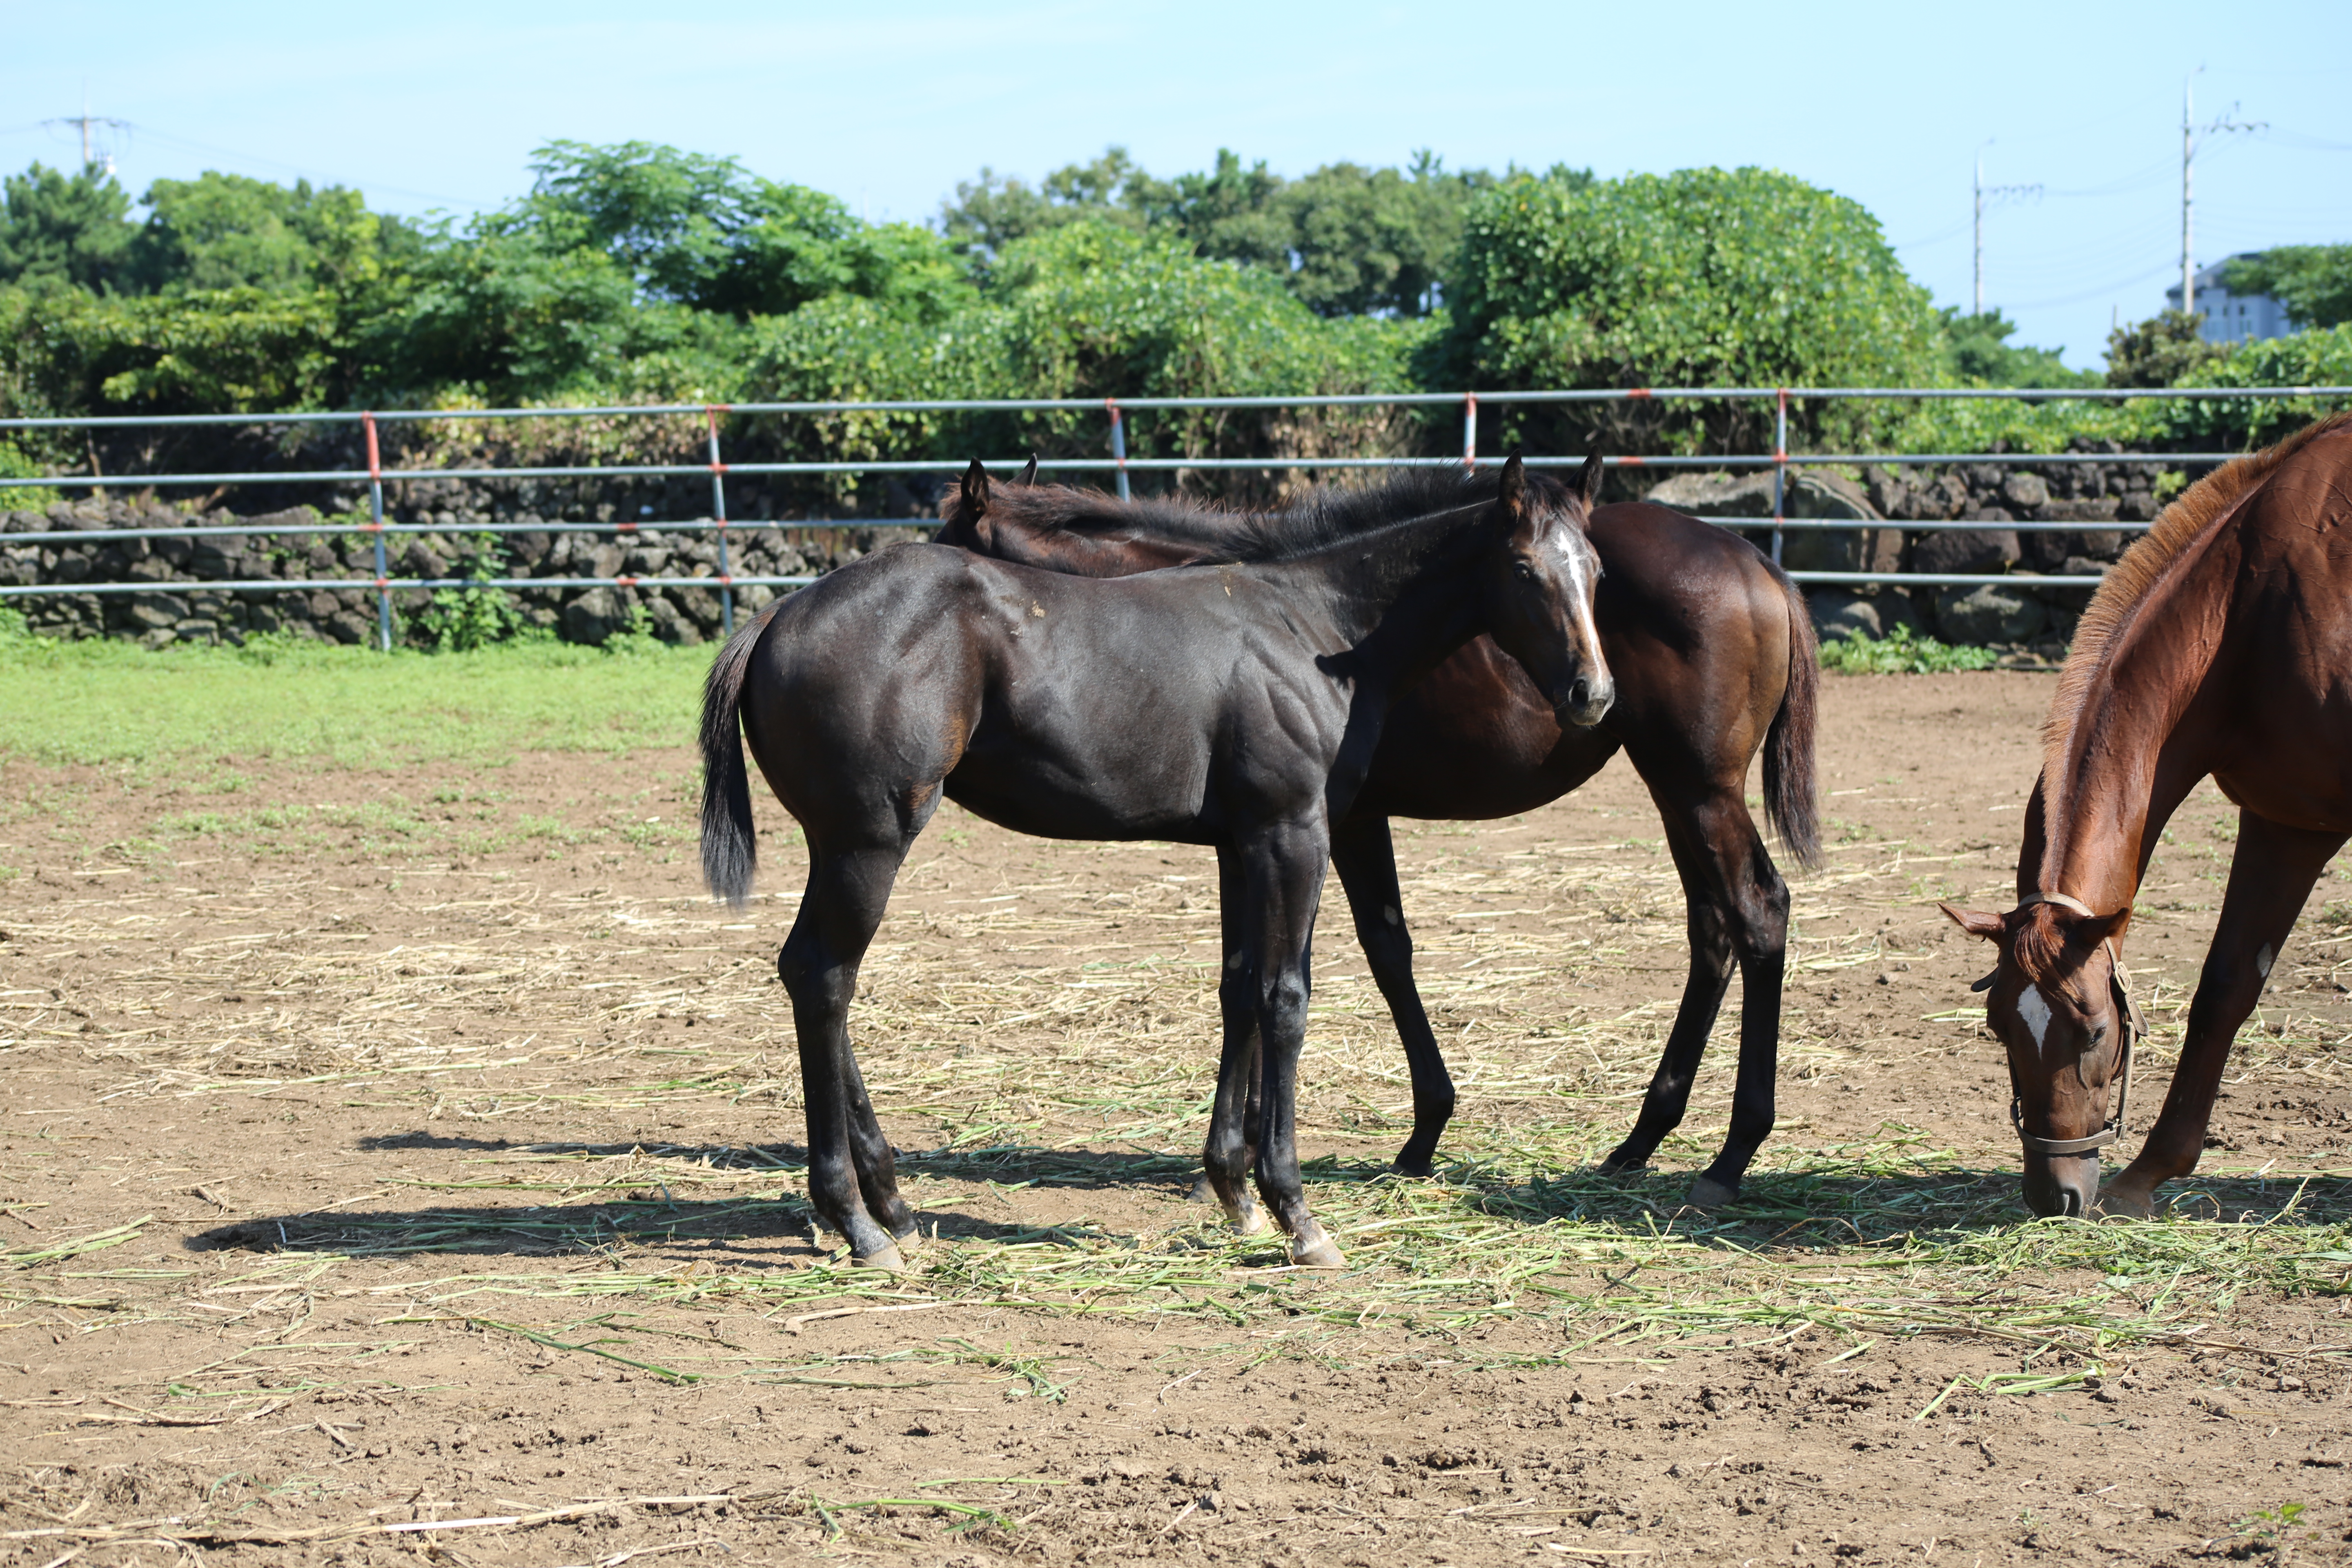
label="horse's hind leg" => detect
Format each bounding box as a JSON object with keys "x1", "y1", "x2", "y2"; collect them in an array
[
  {"x1": 1599, "y1": 783, "x2": 1788, "y2": 1208},
  {"x1": 1330, "y1": 816, "x2": 1455, "y2": 1177},
  {"x1": 778, "y1": 842, "x2": 915, "y2": 1269},
  {"x1": 841, "y1": 1048, "x2": 919, "y2": 1245}
]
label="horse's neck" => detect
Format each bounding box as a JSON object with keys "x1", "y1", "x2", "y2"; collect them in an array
[
  {"x1": 2038, "y1": 536, "x2": 2240, "y2": 915},
  {"x1": 1263, "y1": 507, "x2": 1494, "y2": 686}
]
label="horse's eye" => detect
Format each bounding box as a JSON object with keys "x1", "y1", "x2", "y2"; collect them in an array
[{"x1": 1512, "y1": 561, "x2": 1535, "y2": 580}]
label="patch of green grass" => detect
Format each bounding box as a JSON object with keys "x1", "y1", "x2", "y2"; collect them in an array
[
  {"x1": 0, "y1": 633, "x2": 714, "y2": 768},
  {"x1": 1819, "y1": 624, "x2": 2002, "y2": 675}
]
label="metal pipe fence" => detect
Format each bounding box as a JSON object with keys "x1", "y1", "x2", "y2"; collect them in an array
[{"x1": 6, "y1": 383, "x2": 2343, "y2": 648}]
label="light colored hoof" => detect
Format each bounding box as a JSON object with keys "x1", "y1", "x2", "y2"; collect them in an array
[
  {"x1": 1685, "y1": 1175, "x2": 1737, "y2": 1210},
  {"x1": 852, "y1": 1241, "x2": 907, "y2": 1273},
  {"x1": 1229, "y1": 1203, "x2": 1268, "y2": 1236},
  {"x1": 1187, "y1": 1174, "x2": 1219, "y2": 1206},
  {"x1": 2095, "y1": 1184, "x2": 2157, "y2": 1220},
  {"x1": 1291, "y1": 1234, "x2": 1346, "y2": 1270}
]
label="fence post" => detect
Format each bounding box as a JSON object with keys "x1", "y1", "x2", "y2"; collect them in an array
[
  {"x1": 1770, "y1": 388, "x2": 1788, "y2": 566},
  {"x1": 707, "y1": 405, "x2": 733, "y2": 636},
  {"x1": 1461, "y1": 392, "x2": 1479, "y2": 471},
  {"x1": 365, "y1": 412, "x2": 390, "y2": 651},
  {"x1": 1106, "y1": 399, "x2": 1129, "y2": 501}
]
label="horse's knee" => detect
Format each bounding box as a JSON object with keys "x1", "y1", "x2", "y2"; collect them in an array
[{"x1": 1258, "y1": 968, "x2": 1310, "y2": 1030}]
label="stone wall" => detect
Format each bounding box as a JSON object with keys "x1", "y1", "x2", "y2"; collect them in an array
[
  {"x1": 0, "y1": 497, "x2": 890, "y2": 649},
  {"x1": 1642, "y1": 442, "x2": 2178, "y2": 650}
]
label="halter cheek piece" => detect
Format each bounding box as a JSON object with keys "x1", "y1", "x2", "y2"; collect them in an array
[{"x1": 1984, "y1": 891, "x2": 2147, "y2": 1159}]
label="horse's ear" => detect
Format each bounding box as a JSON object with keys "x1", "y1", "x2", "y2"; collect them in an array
[
  {"x1": 1578, "y1": 450, "x2": 1605, "y2": 511},
  {"x1": 1497, "y1": 451, "x2": 1527, "y2": 524},
  {"x1": 961, "y1": 458, "x2": 991, "y2": 519},
  {"x1": 1018, "y1": 454, "x2": 1038, "y2": 488},
  {"x1": 1940, "y1": 903, "x2": 2006, "y2": 941}
]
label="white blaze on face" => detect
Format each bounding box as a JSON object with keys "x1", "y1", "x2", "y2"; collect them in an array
[
  {"x1": 2015, "y1": 984, "x2": 2054, "y2": 1050},
  {"x1": 1549, "y1": 528, "x2": 1602, "y2": 675}
]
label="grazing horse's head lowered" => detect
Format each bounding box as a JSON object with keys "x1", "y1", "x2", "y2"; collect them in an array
[
  {"x1": 1486, "y1": 452, "x2": 1613, "y2": 728},
  {"x1": 1941, "y1": 895, "x2": 2144, "y2": 1218}
]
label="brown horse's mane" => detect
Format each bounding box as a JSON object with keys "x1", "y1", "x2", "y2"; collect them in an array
[
  {"x1": 946, "y1": 468, "x2": 1577, "y2": 566},
  {"x1": 2041, "y1": 410, "x2": 2352, "y2": 804}
]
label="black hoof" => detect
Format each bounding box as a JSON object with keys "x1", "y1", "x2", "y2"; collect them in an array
[
  {"x1": 1391, "y1": 1153, "x2": 1437, "y2": 1179},
  {"x1": 1684, "y1": 1174, "x2": 1737, "y2": 1210}
]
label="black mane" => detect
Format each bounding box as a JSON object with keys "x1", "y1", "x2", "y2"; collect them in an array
[{"x1": 945, "y1": 467, "x2": 1575, "y2": 565}]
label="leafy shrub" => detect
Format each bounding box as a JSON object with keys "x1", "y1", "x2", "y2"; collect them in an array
[
  {"x1": 1818, "y1": 624, "x2": 2000, "y2": 675},
  {"x1": 1436, "y1": 167, "x2": 1941, "y2": 457}
]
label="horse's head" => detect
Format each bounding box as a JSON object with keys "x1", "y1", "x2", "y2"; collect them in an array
[
  {"x1": 1941, "y1": 897, "x2": 2139, "y2": 1218},
  {"x1": 935, "y1": 457, "x2": 1199, "y2": 577},
  {"x1": 1483, "y1": 452, "x2": 1614, "y2": 728},
  {"x1": 933, "y1": 457, "x2": 1032, "y2": 554}
]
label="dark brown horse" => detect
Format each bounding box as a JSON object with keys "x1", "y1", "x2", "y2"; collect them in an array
[
  {"x1": 938, "y1": 465, "x2": 1822, "y2": 1205},
  {"x1": 1944, "y1": 412, "x2": 2352, "y2": 1218},
  {"x1": 702, "y1": 458, "x2": 1612, "y2": 1268}
]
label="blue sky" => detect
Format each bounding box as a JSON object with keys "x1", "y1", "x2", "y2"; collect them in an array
[{"x1": 5, "y1": 0, "x2": 2348, "y2": 372}]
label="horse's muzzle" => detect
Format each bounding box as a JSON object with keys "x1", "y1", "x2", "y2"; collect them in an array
[
  {"x1": 1559, "y1": 674, "x2": 1615, "y2": 729},
  {"x1": 2021, "y1": 1154, "x2": 2099, "y2": 1219}
]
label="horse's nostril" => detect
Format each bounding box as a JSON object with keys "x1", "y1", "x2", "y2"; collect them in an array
[
  {"x1": 1570, "y1": 678, "x2": 1590, "y2": 705},
  {"x1": 2057, "y1": 1187, "x2": 2081, "y2": 1218}
]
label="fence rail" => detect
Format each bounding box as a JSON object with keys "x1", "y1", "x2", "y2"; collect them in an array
[{"x1": 6, "y1": 383, "x2": 2339, "y2": 647}]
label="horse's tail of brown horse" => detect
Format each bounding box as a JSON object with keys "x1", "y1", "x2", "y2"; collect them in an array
[
  {"x1": 1760, "y1": 560, "x2": 1822, "y2": 872},
  {"x1": 700, "y1": 601, "x2": 779, "y2": 907}
]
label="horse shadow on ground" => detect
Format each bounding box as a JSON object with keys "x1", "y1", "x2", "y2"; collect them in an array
[{"x1": 190, "y1": 1131, "x2": 2352, "y2": 1263}]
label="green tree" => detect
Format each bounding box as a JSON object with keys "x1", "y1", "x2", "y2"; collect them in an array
[
  {"x1": 939, "y1": 147, "x2": 1152, "y2": 265},
  {"x1": 2103, "y1": 310, "x2": 2228, "y2": 388},
  {"x1": 1437, "y1": 166, "x2": 1940, "y2": 453},
  {"x1": 379, "y1": 141, "x2": 972, "y2": 403},
  {"x1": 124, "y1": 172, "x2": 414, "y2": 296},
  {"x1": 0, "y1": 163, "x2": 135, "y2": 292},
  {"x1": 2222, "y1": 246, "x2": 2352, "y2": 332},
  {"x1": 1268, "y1": 154, "x2": 1508, "y2": 317},
  {"x1": 1937, "y1": 308, "x2": 2098, "y2": 388}
]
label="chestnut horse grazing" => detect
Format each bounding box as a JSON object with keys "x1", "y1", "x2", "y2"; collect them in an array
[
  {"x1": 702, "y1": 458, "x2": 1611, "y2": 1269},
  {"x1": 1944, "y1": 412, "x2": 2352, "y2": 1218},
  {"x1": 938, "y1": 464, "x2": 1821, "y2": 1206}
]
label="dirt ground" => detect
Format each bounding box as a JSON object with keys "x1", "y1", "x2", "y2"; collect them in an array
[{"x1": 4, "y1": 670, "x2": 2351, "y2": 1567}]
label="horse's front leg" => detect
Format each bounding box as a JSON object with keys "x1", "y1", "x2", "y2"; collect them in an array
[
  {"x1": 1241, "y1": 818, "x2": 1345, "y2": 1269},
  {"x1": 1200, "y1": 843, "x2": 1267, "y2": 1233},
  {"x1": 2102, "y1": 812, "x2": 2343, "y2": 1217},
  {"x1": 1330, "y1": 815, "x2": 1455, "y2": 1177}
]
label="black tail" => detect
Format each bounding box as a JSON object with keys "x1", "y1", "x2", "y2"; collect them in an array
[
  {"x1": 1760, "y1": 560, "x2": 1822, "y2": 872},
  {"x1": 700, "y1": 601, "x2": 778, "y2": 906}
]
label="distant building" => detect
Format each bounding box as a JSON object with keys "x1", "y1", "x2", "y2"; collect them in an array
[{"x1": 2165, "y1": 253, "x2": 2295, "y2": 344}]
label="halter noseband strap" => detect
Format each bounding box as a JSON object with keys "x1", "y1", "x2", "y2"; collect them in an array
[{"x1": 2005, "y1": 891, "x2": 2145, "y2": 1160}]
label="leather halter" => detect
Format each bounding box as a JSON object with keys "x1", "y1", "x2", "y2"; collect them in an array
[{"x1": 2001, "y1": 892, "x2": 2146, "y2": 1159}]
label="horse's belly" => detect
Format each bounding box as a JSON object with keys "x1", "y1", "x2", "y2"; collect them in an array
[{"x1": 944, "y1": 730, "x2": 1218, "y2": 843}]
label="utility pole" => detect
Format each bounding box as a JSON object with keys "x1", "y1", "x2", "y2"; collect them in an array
[
  {"x1": 2179, "y1": 70, "x2": 2263, "y2": 321},
  {"x1": 43, "y1": 84, "x2": 127, "y2": 176},
  {"x1": 1972, "y1": 142, "x2": 2040, "y2": 317}
]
